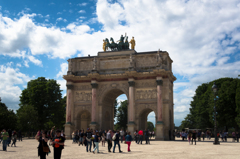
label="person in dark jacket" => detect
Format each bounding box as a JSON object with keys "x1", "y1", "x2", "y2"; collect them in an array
[
  {"x1": 51, "y1": 130, "x2": 65, "y2": 159},
  {"x1": 35, "y1": 130, "x2": 49, "y2": 159},
  {"x1": 85, "y1": 129, "x2": 92, "y2": 152},
  {"x1": 145, "y1": 129, "x2": 150, "y2": 144},
  {"x1": 192, "y1": 130, "x2": 197, "y2": 145},
  {"x1": 112, "y1": 131, "x2": 122, "y2": 153}
]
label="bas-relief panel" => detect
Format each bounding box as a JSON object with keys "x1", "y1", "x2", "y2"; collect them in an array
[
  {"x1": 100, "y1": 59, "x2": 129, "y2": 69},
  {"x1": 74, "y1": 91, "x2": 92, "y2": 102},
  {"x1": 135, "y1": 56, "x2": 157, "y2": 67},
  {"x1": 135, "y1": 89, "x2": 157, "y2": 100}
]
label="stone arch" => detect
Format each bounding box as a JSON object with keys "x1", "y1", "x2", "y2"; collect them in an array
[
  {"x1": 76, "y1": 110, "x2": 91, "y2": 130},
  {"x1": 138, "y1": 108, "x2": 157, "y2": 131},
  {"x1": 99, "y1": 86, "x2": 129, "y2": 129}
]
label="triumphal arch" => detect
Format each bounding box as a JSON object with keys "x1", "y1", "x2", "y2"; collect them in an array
[{"x1": 63, "y1": 35, "x2": 176, "y2": 140}]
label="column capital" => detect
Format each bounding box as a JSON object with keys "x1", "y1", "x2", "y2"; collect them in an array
[
  {"x1": 128, "y1": 81, "x2": 135, "y2": 87},
  {"x1": 156, "y1": 80, "x2": 163, "y2": 86},
  {"x1": 66, "y1": 84, "x2": 74, "y2": 89},
  {"x1": 91, "y1": 83, "x2": 98, "y2": 88}
]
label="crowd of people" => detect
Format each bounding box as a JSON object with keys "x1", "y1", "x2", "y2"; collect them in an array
[
  {"x1": 176, "y1": 130, "x2": 240, "y2": 145},
  {"x1": 0, "y1": 129, "x2": 23, "y2": 151},
  {"x1": 71, "y1": 128, "x2": 155, "y2": 154}
]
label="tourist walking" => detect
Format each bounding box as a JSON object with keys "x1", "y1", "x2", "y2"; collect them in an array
[
  {"x1": 93, "y1": 132, "x2": 100, "y2": 154},
  {"x1": 125, "y1": 132, "x2": 133, "y2": 152},
  {"x1": 145, "y1": 129, "x2": 150, "y2": 144},
  {"x1": 120, "y1": 129, "x2": 124, "y2": 143},
  {"x1": 78, "y1": 130, "x2": 84, "y2": 146},
  {"x1": 106, "y1": 130, "x2": 112, "y2": 152},
  {"x1": 192, "y1": 131, "x2": 197, "y2": 145},
  {"x1": 101, "y1": 133, "x2": 106, "y2": 147},
  {"x1": 236, "y1": 132, "x2": 239, "y2": 142},
  {"x1": 188, "y1": 132, "x2": 192, "y2": 145},
  {"x1": 85, "y1": 128, "x2": 92, "y2": 152},
  {"x1": 134, "y1": 130, "x2": 138, "y2": 143},
  {"x1": 1, "y1": 129, "x2": 9, "y2": 151},
  {"x1": 138, "y1": 130, "x2": 143, "y2": 144},
  {"x1": 18, "y1": 130, "x2": 22, "y2": 142},
  {"x1": 112, "y1": 131, "x2": 122, "y2": 153},
  {"x1": 7, "y1": 129, "x2": 12, "y2": 146},
  {"x1": 232, "y1": 131, "x2": 236, "y2": 142},
  {"x1": 11, "y1": 130, "x2": 17, "y2": 147},
  {"x1": 0, "y1": 130, "x2": 2, "y2": 144},
  {"x1": 52, "y1": 130, "x2": 65, "y2": 159},
  {"x1": 35, "y1": 130, "x2": 50, "y2": 159},
  {"x1": 202, "y1": 131, "x2": 205, "y2": 141}
]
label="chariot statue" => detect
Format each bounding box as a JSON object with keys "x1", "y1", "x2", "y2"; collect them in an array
[{"x1": 103, "y1": 34, "x2": 134, "y2": 51}]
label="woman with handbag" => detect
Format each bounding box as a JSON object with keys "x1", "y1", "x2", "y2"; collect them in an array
[{"x1": 35, "y1": 130, "x2": 50, "y2": 159}]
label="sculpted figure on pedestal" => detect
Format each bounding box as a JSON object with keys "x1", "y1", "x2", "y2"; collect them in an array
[{"x1": 129, "y1": 37, "x2": 136, "y2": 50}]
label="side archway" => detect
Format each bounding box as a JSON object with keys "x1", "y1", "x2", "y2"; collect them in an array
[
  {"x1": 76, "y1": 110, "x2": 91, "y2": 130},
  {"x1": 138, "y1": 108, "x2": 156, "y2": 131}
]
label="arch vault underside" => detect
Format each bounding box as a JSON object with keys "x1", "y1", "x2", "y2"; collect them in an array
[{"x1": 63, "y1": 50, "x2": 176, "y2": 140}]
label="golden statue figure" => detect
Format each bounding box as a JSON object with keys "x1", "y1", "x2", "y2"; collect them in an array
[
  {"x1": 103, "y1": 39, "x2": 107, "y2": 52},
  {"x1": 129, "y1": 36, "x2": 135, "y2": 50}
]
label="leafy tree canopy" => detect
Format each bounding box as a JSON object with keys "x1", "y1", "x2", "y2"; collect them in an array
[
  {"x1": 180, "y1": 77, "x2": 240, "y2": 131},
  {"x1": 0, "y1": 102, "x2": 17, "y2": 130},
  {"x1": 115, "y1": 100, "x2": 128, "y2": 130},
  {"x1": 18, "y1": 77, "x2": 65, "y2": 130}
]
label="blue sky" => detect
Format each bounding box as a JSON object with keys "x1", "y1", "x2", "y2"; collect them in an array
[{"x1": 0, "y1": 0, "x2": 240, "y2": 127}]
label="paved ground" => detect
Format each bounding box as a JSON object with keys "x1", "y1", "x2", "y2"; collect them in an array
[{"x1": 0, "y1": 138, "x2": 240, "y2": 159}]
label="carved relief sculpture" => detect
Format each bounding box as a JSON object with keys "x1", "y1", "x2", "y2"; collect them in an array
[
  {"x1": 75, "y1": 91, "x2": 92, "y2": 102},
  {"x1": 136, "y1": 89, "x2": 157, "y2": 100}
]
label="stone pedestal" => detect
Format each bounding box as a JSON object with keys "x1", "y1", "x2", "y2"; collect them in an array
[
  {"x1": 64, "y1": 123, "x2": 74, "y2": 139},
  {"x1": 127, "y1": 122, "x2": 136, "y2": 137},
  {"x1": 155, "y1": 122, "x2": 164, "y2": 140}
]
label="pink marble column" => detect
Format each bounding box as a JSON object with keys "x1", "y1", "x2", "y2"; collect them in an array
[
  {"x1": 156, "y1": 80, "x2": 163, "y2": 122},
  {"x1": 91, "y1": 83, "x2": 98, "y2": 123},
  {"x1": 128, "y1": 81, "x2": 135, "y2": 123},
  {"x1": 66, "y1": 84, "x2": 74, "y2": 123}
]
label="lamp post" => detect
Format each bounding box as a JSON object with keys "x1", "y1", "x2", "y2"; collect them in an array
[{"x1": 212, "y1": 82, "x2": 220, "y2": 145}]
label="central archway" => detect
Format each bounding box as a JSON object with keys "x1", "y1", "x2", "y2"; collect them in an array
[{"x1": 100, "y1": 88, "x2": 129, "y2": 130}]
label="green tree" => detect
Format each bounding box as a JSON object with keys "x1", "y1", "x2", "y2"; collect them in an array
[
  {"x1": 180, "y1": 77, "x2": 240, "y2": 130},
  {"x1": 0, "y1": 102, "x2": 17, "y2": 130},
  {"x1": 114, "y1": 99, "x2": 118, "y2": 118},
  {"x1": 147, "y1": 121, "x2": 154, "y2": 131},
  {"x1": 115, "y1": 100, "x2": 128, "y2": 130},
  {"x1": 16, "y1": 104, "x2": 38, "y2": 131},
  {"x1": 19, "y1": 77, "x2": 64, "y2": 130}
]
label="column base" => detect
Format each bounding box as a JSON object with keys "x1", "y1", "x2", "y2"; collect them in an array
[
  {"x1": 127, "y1": 122, "x2": 136, "y2": 138},
  {"x1": 155, "y1": 121, "x2": 164, "y2": 140},
  {"x1": 64, "y1": 123, "x2": 74, "y2": 139}
]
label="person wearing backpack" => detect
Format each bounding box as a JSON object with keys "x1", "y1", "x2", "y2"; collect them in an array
[{"x1": 112, "y1": 131, "x2": 122, "y2": 153}]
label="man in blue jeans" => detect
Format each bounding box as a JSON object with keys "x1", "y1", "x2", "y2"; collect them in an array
[
  {"x1": 1, "y1": 129, "x2": 9, "y2": 151},
  {"x1": 85, "y1": 129, "x2": 92, "y2": 152},
  {"x1": 113, "y1": 131, "x2": 122, "y2": 153}
]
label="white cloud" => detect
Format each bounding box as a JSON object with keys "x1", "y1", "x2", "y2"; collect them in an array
[
  {"x1": 78, "y1": 10, "x2": 86, "y2": 13},
  {"x1": 78, "y1": 3, "x2": 87, "y2": 6},
  {"x1": 56, "y1": 63, "x2": 68, "y2": 78},
  {"x1": 1, "y1": 0, "x2": 240, "y2": 125},
  {"x1": 0, "y1": 65, "x2": 32, "y2": 110},
  {"x1": 56, "y1": 17, "x2": 63, "y2": 21},
  {"x1": 27, "y1": 55, "x2": 42, "y2": 66},
  {"x1": 57, "y1": 79, "x2": 66, "y2": 91},
  {"x1": 16, "y1": 63, "x2": 22, "y2": 67}
]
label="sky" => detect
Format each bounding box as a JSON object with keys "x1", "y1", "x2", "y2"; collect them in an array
[{"x1": 0, "y1": 0, "x2": 240, "y2": 127}]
